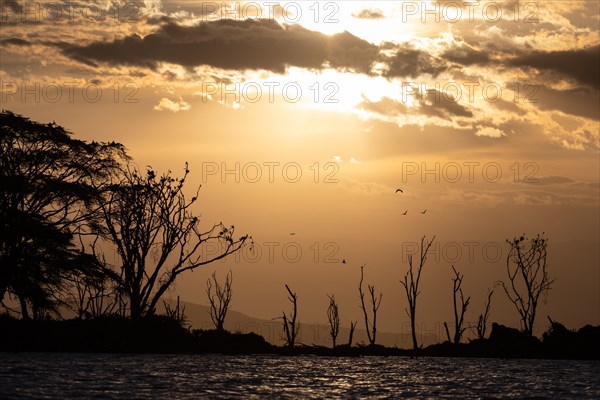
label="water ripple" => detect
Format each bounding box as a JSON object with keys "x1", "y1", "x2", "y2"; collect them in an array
[{"x1": 0, "y1": 353, "x2": 598, "y2": 399}]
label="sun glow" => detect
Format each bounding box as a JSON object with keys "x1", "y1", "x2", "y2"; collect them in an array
[{"x1": 266, "y1": 1, "x2": 434, "y2": 44}]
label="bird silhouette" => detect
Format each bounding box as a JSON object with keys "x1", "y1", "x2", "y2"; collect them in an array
[
  {"x1": 342, "y1": 259, "x2": 346, "y2": 264},
  {"x1": 402, "y1": 210, "x2": 408, "y2": 215},
  {"x1": 421, "y1": 209, "x2": 427, "y2": 214},
  {"x1": 395, "y1": 188, "x2": 403, "y2": 193},
  {"x1": 290, "y1": 233, "x2": 296, "y2": 236}
]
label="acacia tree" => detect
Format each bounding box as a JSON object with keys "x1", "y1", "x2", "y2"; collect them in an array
[
  {"x1": 206, "y1": 270, "x2": 233, "y2": 331},
  {"x1": 281, "y1": 284, "x2": 299, "y2": 348},
  {"x1": 358, "y1": 265, "x2": 382, "y2": 346},
  {"x1": 475, "y1": 289, "x2": 494, "y2": 340},
  {"x1": 446, "y1": 265, "x2": 471, "y2": 343},
  {"x1": 97, "y1": 165, "x2": 249, "y2": 319},
  {"x1": 326, "y1": 294, "x2": 340, "y2": 348},
  {"x1": 0, "y1": 110, "x2": 126, "y2": 318},
  {"x1": 498, "y1": 234, "x2": 553, "y2": 336},
  {"x1": 400, "y1": 235, "x2": 435, "y2": 350}
]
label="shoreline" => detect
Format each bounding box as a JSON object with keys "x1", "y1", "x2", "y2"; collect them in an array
[{"x1": 2, "y1": 316, "x2": 598, "y2": 361}]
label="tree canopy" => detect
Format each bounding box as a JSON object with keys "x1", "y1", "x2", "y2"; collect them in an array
[
  {"x1": 1, "y1": 110, "x2": 249, "y2": 320},
  {"x1": 0, "y1": 110, "x2": 127, "y2": 318}
]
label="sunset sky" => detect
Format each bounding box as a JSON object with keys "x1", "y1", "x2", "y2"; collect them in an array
[{"x1": 1, "y1": 0, "x2": 598, "y2": 338}]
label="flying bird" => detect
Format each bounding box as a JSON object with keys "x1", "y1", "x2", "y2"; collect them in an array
[
  {"x1": 290, "y1": 233, "x2": 296, "y2": 236},
  {"x1": 395, "y1": 188, "x2": 403, "y2": 193},
  {"x1": 342, "y1": 259, "x2": 346, "y2": 264},
  {"x1": 421, "y1": 209, "x2": 427, "y2": 214},
  {"x1": 402, "y1": 210, "x2": 408, "y2": 215}
]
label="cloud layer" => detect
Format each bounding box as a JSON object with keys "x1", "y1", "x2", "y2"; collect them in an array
[{"x1": 60, "y1": 19, "x2": 379, "y2": 74}]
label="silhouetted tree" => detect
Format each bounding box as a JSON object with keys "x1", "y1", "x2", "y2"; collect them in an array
[
  {"x1": 163, "y1": 296, "x2": 188, "y2": 328},
  {"x1": 87, "y1": 277, "x2": 125, "y2": 318},
  {"x1": 65, "y1": 273, "x2": 95, "y2": 319},
  {"x1": 358, "y1": 265, "x2": 382, "y2": 346},
  {"x1": 347, "y1": 321, "x2": 357, "y2": 346},
  {"x1": 56, "y1": 237, "x2": 123, "y2": 319},
  {"x1": 498, "y1": 233, "x2": 554, "y2": 336},
  {"x1": 0, "y1": 110, "x2": 126, "y2": 318},
  {"x1": 96, "y1": 165, "x2": 249, "y2": 319},
  {"x1": 475, "y1": 289, "x2": 494, "y2": 340},
  {"x1": 206, "y1": 270, "x2": 233, "y2": 331},
  {"x1": 281, "y1": 284, "x2": 299, "y2": 348},
  {"x1": 447, "y1": 265, "x2": 470, "y2": 343},
  {"x1": 444, "y1": 322, "x2": 451, "y2": 343},
  {"x1": 401, "y1": 235, "x2": 435, "y2": 350},
  {"x1": 326, "y1": 294, "x2": 340, "y2": 348},
  {"x1": 62, "y1": 269, "x2": 113, "y2": 319}
]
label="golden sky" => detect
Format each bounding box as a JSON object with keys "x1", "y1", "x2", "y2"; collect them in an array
[{"x1": 1, "y1": 0, "x2": 599, "y2": 336}]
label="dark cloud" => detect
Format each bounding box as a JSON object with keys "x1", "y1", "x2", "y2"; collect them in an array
[
  {"x1": 359, "y1": 90, "x2": 473, "y2": 119},
  {"x1": 441, "y1": 43, "x2": 599, "y2": 93},
  {"x1": 508, "y1": 46, "x2": 600, "y2": 90},
  {"x1": 418, "y1": 90, "x2": 473, "y2": 118},
  {"x1": 562, "y1": 2, "x2": 600, "y2": 31},
  {"x1": 442, "y1": 44, "x2": 489, "y2": 65},
  {"x1": 0, "y1": 0, "x2": 148, "y2": 25},
  {"x1": 352, "y1": 9, "x2": 385, "y2": 20},
  {"x1": 60, "y1": 19, "x2": 379, "y2": 74},
  {"x1": 381, "y1": 43, "x2": 447, "y2": 79},
  {"x1": 0, "y1": 0, "x2": 22, "y2": 13},
  {"x1": 492, "y1": 98, "x2": 523, "y2": 114},
  {"x1": 146, "y1": 15, "x2": 177, "y2": 25},
  {"x1": 534, "y1": 85, "x2": 600, "y2": 120},
  {"x1": 326, "y1": 31, "x2": 379, "y2": 73},
  {"x1": 0, "y1": 38, "x2": 30, "y2": 46}
]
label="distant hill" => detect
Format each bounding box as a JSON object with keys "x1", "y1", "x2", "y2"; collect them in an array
[{"x1": 158, "y1": 299, "x2": 439, "y2": 348}]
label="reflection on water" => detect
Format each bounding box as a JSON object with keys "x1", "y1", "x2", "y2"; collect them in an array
[{"x1": 1, "y1": 353, "x2": 599, "y2": 398}]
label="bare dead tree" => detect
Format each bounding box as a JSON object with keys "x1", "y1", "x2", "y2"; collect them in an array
[
  {"x1": 498, "y1": 234, "x2": 554, "y2": 336},
  {"x1": 59, "y1": 267, "x2": 125, "y2": 320},
  {"x1": 326, "y1": 294, "x2": 340, "y2": 348},
  {"x1": 347, "y1": 321, "x2": 357, "y2": 346},
  {"x1": 400, "y1": 235, "x2": 436, "y2": 350},
  {"x1": 444, "y1": 322, "x2": 451, "y2": 342},
  {"x1": 163, "y1": 296, "x2": 188, "y2": 328},
  {"x1": 206, "y1": 270, "x2": 233, "y2": 331},
  {"x1": 54, "y1": 235, "x2": 121, "y2": 319},
  {"x1": 475, "y1": 289, "x2": 494, "y2": 340},
  {"x1": 96, "y1": 164, "x2": 249, "y2": 319},
  {"x1": 62, "y1": 273, "x2": 93, "y2": 319},
  {"x1": 358, "y1": 265, "x2": 382, "y2": 346},
  {"x1": 71, "y1": 235, "x2": 124, "y2": 318},
  {"x1": 449, "y1": 265, "x2": 471, "y2": 343},
  {"x1": 89, "y1": 281, "x2": 124, "y2": 318},
  {"x1": 281, "y1": 284, "x2": 299, "y2": 348}
]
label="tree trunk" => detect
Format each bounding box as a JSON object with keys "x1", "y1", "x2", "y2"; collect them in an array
[
  {"x1": 18, "y1": 294, "x2": 29, "y2": 320},
  {"x1": 411, "y1": 314, "x2": 418, "y2": 350},
  {"x1": 348, "y1": 322, "x2": 356, "y2": 346},
  {"x1": 130, "y1": 294, "x2": 142, "y2": 319}
]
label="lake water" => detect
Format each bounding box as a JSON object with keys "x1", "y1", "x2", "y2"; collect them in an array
[{"x1": 1, "y1": 353, "x2": 599, "y2": 398}]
